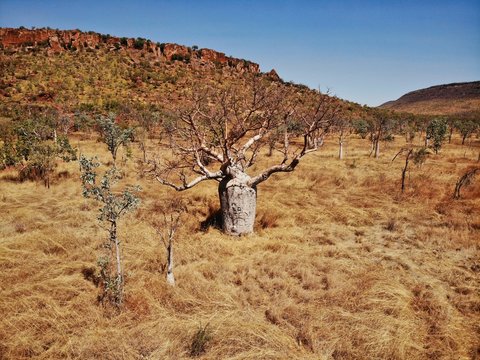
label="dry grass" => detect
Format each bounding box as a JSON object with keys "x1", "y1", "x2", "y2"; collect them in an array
[{"x1": 0, "y1": 134, "x2": 479, "y2": 359}]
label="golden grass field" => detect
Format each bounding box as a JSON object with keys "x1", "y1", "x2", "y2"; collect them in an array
[{"x1": 0, "y1": 133, "x2": 479, "y2": 359}]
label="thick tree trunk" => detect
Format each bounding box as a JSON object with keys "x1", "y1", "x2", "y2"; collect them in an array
[{"x1": 219, "y1": 176, "x2": 257, "y2": 235}]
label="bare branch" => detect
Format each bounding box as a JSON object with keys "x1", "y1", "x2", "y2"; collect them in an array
[{"x1": 155, "y1": 171, "x2": 223, "y2": 191}]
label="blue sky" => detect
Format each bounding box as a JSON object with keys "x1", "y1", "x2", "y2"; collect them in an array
[{"x1": 1, "y1": 0, "x2": 479, "y2": 106}]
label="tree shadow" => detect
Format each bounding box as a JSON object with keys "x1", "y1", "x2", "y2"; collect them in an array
[{"x1": 200, "y1": 208, "x2": 223, "y2": 232}]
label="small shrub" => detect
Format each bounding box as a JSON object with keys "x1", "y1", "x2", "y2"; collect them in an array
[
  {"x1": 38, "y1": 39, "x2": 49, "y2": 48},
  {"x1": 426, "y1": 118, "x2": 447, "y2": 153},
  {"x1": 15, "y1": 223, "x2": 27, "y2": 233},
  {"x1": 347, "y1": 159, "x2": 357, "y2": 169},
  {"x1": 133, "y1": 38, "x2": 145, "y2": 50},
  {"x1": 258, "y1": 210, "x2": 280, "y2": 229},
  {"x1": 385, "y1": 218, "x2": 396, "y2": 232},
  {"x1": 171, "y1": 53, "x2": 185, "y2": 62},
  {"x1": 189, "y1": 324, "x2": 211, "y2": 357}
]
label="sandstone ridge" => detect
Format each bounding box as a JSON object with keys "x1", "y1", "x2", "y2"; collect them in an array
[{"x1": 0, "y1": 27, "x2": 260, "y2": 73}]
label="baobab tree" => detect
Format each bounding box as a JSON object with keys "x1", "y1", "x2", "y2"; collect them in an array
[{"x1": 148, "y1": 76, "x2": 341, "y2": 235}]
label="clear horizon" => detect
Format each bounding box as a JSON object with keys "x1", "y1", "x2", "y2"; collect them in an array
[{"x1": 1, "y1": 0, "x2": 478, "y2": 106}]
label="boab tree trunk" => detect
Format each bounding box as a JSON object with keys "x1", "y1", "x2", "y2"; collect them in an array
[{"x1": 219, "y1": 176, "x2": 257, "y2": 235}]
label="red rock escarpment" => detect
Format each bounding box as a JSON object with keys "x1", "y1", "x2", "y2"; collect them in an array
[{"x1": 0, "y1": 27, "x2": 260, "y2": 73}]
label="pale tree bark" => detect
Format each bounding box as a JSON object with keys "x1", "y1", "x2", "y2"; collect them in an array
[
  {"x1": 374, "y1": 139, "x2": 380, "y2": 158},
  {"x1": 153, "y1": 199, "x2": 183, "y2": 285},
  {"x1": 338, "y1": 131, "x2": 344, "y2": 160},
  {"x1": 110, "y1": 220, "x2": 124, "y2": 302},
  {"x1": 166, "y1": 242, "x2": 175, "y2": 285},
  {"x1": 219, "y1": 175, "x2": 257, "y2": 235},
  {"x1": 374, "y1": 127, "x2": 381, "y2": 158}
]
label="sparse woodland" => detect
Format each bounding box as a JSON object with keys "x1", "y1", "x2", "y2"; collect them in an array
[{"x1": 0, "y1": 29, "x2": 479, "y2": 359}]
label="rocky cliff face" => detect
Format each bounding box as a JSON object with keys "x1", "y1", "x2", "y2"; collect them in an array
[{"x1": 0, "y1": 27, "x2": 260, "y2": 73}]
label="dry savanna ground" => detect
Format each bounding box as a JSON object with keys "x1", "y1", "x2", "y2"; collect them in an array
[{"x1": 0, "y1": 133, "x2": 479, "y2": 359}]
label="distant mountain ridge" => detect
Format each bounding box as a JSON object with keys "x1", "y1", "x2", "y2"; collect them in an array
[
  {"x1": 0, "y1": 27, "x2": 261, "y2": 73},
  {"x1": 380, "y1": 81, "x2": 480, "y2": 115}
]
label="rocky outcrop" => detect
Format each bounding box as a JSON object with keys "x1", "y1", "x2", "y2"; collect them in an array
[
  {"x1": 267, "y1": 69, "x2": 281, "y2": 82},
  {"x1": 0, "y1": 28, "x2": 118, "y2": 49},
  {"x1": 163, "y1": 43, "x2": 190, "y2": 61},
  {"x1": 199, "y1": 48, "x2": 227, "y2": 63},
  {"x1": 0, "y1": 27, "x2": 260, "y2": 74},
  {"x1": 198, "y1": 48, "x2": 260, "y2": 73}
]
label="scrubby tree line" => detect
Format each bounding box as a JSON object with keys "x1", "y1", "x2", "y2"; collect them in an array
[{"x1": 0, "y1": 109, "x2": 77, "y2": 187}]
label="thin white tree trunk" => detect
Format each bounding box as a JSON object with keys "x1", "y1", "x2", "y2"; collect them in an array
[
  {"x1": 110, "y1": 221, "x2": 123, "y2": 303},
  {"x1": 166, "y1": 242, "x2": 175, "y2": 286},
  {"x1": 374, "y1": 140, "x2": 380, "y2": 158},
  {"x1": 338, "y1": 134, "x2": 344, "y2": 160}
]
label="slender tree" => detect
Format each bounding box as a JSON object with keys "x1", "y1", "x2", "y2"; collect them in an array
[
  {"x1": 453, "y1": 167, "x2": 480, "y2": 199},
  {"x1": 454, "y1": 111, "x2": 479, "y2": 145},
  {"x1": 79, "y1": 156, "x2": 140, "y2": 306},
  {"x1": 97, "y1": 115, "x2": 134, "y2": 165},
  {"x1": 392, "y1": 147, "x2": 428, "y2": 193},
  {"x1": 152, "y1": 198, "x2": 186, "y2": 286},
  {"x1": 366, "y1": 108, "x2": 396, "y2": 158}
]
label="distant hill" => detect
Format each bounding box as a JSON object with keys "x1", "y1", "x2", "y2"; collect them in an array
[
  {"x1": 380, "y1": 81, "x2": 480, "y2": 115},
  {"x1": 0, "y1": 27, "x2": 369, "y2": 120},
  {"x1": 0, "y1": 27, "x2": 263, "y2": 109}
]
